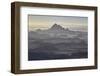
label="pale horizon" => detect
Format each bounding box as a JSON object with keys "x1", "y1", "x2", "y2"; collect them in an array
[{"x1": 28, "y1": 15, "x2": 88, "y2": 31}]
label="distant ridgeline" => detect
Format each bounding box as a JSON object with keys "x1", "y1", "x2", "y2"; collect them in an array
[
  {"x1": 49, "y1": 23, "x2": 69, "y2": 31},
  {"x1": 36, "y1": 23, "x2": 70, "y2": 32},
  {"x1": 29, "y1": 23, "x2": 87, "y2": 41}
]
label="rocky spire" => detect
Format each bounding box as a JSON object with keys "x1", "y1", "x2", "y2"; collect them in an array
[{"x1": 50, "y1": 23, "x2": 65, "y2": 30}]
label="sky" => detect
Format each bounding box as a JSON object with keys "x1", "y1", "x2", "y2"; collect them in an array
[{"x1": 28, "y1": 15, "x2": 88, "y2": 31}]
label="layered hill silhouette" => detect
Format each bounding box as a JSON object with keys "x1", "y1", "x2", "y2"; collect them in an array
[
  {"x1": 29, "y1": 23, "x2": 87, "y2": 40},
  {"x1": 36, "y1": 23, "x2": 70, "y2": 32},
  {"x1": 28, "y1": 23, "x2": 88, "y2": 60}
]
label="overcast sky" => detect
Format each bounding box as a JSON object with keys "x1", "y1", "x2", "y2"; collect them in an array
[{"x1": 28, "y1": 15, "x2": 88, "y2": 31}]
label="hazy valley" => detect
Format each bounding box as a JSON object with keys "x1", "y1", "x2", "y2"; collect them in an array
[{"x1": 28, "y1": 24, "x2": 88, "y2": 60}]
